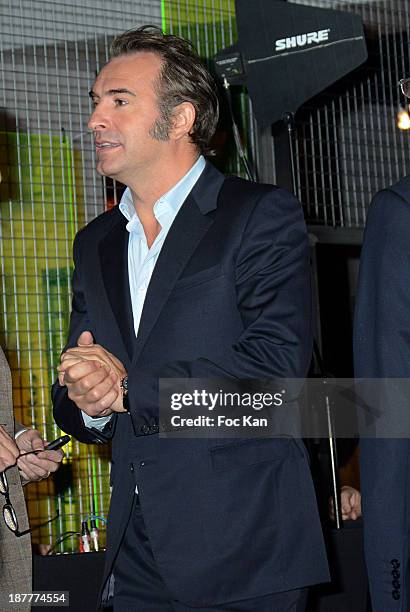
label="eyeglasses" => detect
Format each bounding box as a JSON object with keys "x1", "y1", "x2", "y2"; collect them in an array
[
  {"x1": 0, "y1": 470, "x2": 59, "y2": 537},
  {"x1": 399, "y1": 78, "x2": 410, "y2": 99}
]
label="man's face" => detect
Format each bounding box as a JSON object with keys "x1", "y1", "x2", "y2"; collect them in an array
[{"x1": 88, "y1": 52, "x2": 169, "y2": 184}]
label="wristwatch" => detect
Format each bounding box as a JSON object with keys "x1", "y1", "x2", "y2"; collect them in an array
[{"x1": 120, "y1": 376, "x2": 129, "y2": 411}]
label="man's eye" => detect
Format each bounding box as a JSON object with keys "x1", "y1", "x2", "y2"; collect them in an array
[{"x1": 114, "y1": 99, "x2": 127, "y2": 106}]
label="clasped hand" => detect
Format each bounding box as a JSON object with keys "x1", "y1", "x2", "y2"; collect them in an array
[{"x1": 57, "y1": 331, "x2": 128, "y2": 417}]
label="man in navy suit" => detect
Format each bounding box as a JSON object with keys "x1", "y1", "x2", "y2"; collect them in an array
[
  {"x1": 53, "y1": 26, "x2": 328, "y2": 611},
  {"x1": 354, "y1": 172, "x2": 410, "y2": 611}
]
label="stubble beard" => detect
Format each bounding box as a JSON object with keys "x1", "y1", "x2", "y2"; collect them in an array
[{"x1": 149, "y1": 109, "x2": 171, "y2": 142}]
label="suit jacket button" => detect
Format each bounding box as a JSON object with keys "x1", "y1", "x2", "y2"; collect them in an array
[
  {"x1": 392, "y1": 590, "x2": 400, "y2": 600},
  {"x1": 141, "y1": 424, "x2": 150, "y2": 434},
  {"x1": 392, "y1": 580, "x2": 400, "y2": 590},
  {"x1": 391, "y1": 559, "x2": 400, "y2": 568},
  {"x1": 130, "y1": 463, "x2": 134, "y2": 472},
  {"x1": 392, "y1": 569, "x2": 400, "y2": 579},
  {"x1": 150, "y1": 425, "x2": 159, "y2": 433}
]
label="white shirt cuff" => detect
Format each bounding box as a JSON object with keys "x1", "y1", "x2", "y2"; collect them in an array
[{"x1": 81, "y1": 411, "x2": 112, "y2": 430}]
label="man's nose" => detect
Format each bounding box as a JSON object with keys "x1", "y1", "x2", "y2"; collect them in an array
[{"x1": 88, "y1": 106, "x2": 109, "y2": 131}]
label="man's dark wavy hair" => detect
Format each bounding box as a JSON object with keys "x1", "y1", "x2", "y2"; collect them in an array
[{"x1": 110, "y1": 25, "x2": 219, "y2": 156}]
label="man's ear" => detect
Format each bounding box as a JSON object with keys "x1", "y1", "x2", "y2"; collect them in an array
[{"x1": 170, "y1": 102, "x2": 196, "y2": 141}]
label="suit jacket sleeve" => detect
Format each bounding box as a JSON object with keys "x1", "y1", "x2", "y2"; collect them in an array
[
  {"x1": 354, "y1": 186, "x2": 410, "y2": 612},
  {"x1": 52, "y1": 231, "x2": 115, "y2": 444},
  {"x1": 354, "y1": 187, "x2": 410, "y2": 378}
]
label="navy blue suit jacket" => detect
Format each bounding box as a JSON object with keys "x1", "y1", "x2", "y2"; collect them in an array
[
  {"x1": 53, "y1": 162, "x2": 329, "y2": 607},
  {"x1": 354, "y1": 176, "x2": 410, "y2": 612}
]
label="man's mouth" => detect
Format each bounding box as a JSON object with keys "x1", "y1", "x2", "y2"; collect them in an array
[{"x1": 95, "y1": 141, "x2": 121, "y2": 150}]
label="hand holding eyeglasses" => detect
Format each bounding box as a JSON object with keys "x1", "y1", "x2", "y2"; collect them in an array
[
  {"x1": 0, "y1": 426, "x2": 67, "y2": 481},
  {"x1": 0, "y1": 430, "x2": 67, "y2": 537},
  {"x1": 16, "y1": 430, "x2": 65, "y2": 482}
]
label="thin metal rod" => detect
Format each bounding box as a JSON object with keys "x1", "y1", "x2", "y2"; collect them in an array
[
  {"x1": 283, "y1": 111, "x2": 297, "y2": 195},
  {"x1": 325, "y1": 393, "x2": 342, "y2": 530}
]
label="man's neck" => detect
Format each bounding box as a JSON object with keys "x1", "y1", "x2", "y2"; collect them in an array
[
  {"x1": 130, "y1": 151, "x2": 201, "y2": 213},
  {"x1": 125, "y1": 150, "x2": 202, "y2": 248}
]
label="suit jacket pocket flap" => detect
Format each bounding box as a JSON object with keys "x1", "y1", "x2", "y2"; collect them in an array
[
  {"x1": 210, "y1": 438, "x2": 299, "y2": 472},
  {"x1": 174, "y1": 264, "x2": 224, "y2": 291}
]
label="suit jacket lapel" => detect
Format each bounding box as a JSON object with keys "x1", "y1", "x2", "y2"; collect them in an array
[
  {"x1": 133, "y1": 162, "x2": 225, "y2": 363},
  {"x1": 98, "y1": 212, "x2": 135, "y2": 361}
]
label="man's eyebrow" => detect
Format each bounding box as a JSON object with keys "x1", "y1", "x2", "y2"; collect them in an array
[
  {"x1": 108, "y1": 88, "x2": 136, "y2": 97},
  {"x1": 88, "y1": 88, "x2": 136, "y2": 98}
]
